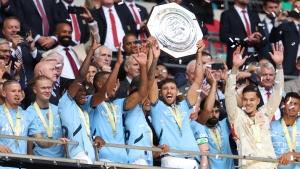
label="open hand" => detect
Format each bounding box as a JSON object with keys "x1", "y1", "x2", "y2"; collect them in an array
[
  {"x1": 232, "y1": 45, "x2": 248, "y2": 68},
  {"x1": 116, "y1": 42, "x2": 123, "y2": 65},
  {"x1": 196, "y1": 40, "x2": 205, "y2": 53},
  {"x1": 132, "y1": 47, "x2": 147, "y2": 66},
  {"x1": 269, "y1": 42, "x2": 284, "y2": 65},
  {"x1": 90, "y1": 31, "x2": 101, "y2": 51}
]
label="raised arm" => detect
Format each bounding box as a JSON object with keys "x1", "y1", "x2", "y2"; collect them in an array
[
  {"x1": 225, "y1": 46, "x2": 248, "y2": 123},
  {"x1": 68, "y1": 31, "x2": 100, "y2": 98},
  {"x1": 264, "y1": 42, "x2": 284, "y2": 121},
  {"x1": 197, "y1": 69, "x2": 217, "y2": 125},
  {"x1": 147, "y1": 37, "x2": 160, "y2": 91},
  {"x1": 186, "y1": 40, "x2": 205, "y2": 106},
  {"x1": 124, "y1": 49, "x2": 148, "y2": 110},
  {"x1": 91, "y1": 44, "x2": 123, "y2": 107}
]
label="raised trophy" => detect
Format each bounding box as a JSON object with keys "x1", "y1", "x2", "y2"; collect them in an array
[{"x1": 146, "y1": 2, "x2": 203, "y2": 59}]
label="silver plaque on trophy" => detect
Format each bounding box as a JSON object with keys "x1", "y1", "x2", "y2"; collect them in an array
[{"x1": 146, "y1": 3, "x2": 203, "y2": 59}]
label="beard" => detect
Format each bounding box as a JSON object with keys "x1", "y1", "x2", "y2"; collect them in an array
[
  {"x1": 206, "y1": 118, "x2": 218, "y2": 126},
  {"x1": 59, "y1": 36, "x2": 71, "y2": 47}
]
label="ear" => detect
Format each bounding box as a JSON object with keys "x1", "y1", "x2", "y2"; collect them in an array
[
  {"x1": 124, "y1": 65, "x2": 129, "y2": 73},
  {"x1": 55, "y1": 32, "x2": 58, "y2": 38},
  {"x1": 296, "y1": 63, "x2": 300, "y2": 71},
  {"x1": 32, "y1": 86, "x2": 37, "y2": 95},
  {"x1": 185, "y1": 72, "x2": 188, "y2": 79},
  {"x1": 2, "y1": 91, "x2": 6, "y2": 98},
  {"x1": 38, "y1": 70, "x2": 43, "y2": 76},
  {"x1": 262, "y1": 5, "x2": 266, "y2": 11},
  {"x1": 96, "y1": 81, "x2": 103, "y2": 89},
  {"x1": 256, "y1": 97, "x2": 260, "y2": 105}
]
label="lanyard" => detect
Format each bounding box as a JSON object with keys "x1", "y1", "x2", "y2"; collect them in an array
[
  {"x1": 167, "y1": 105, "x2": 182, "y2": 136},
  {"x1": 33, "y1": 102, "x2": 53, "y2": 138},
  {"x1": 147, "y1": 125, "x2": 153, "y2": 146},
  {"x1": 208, "y1": 125, "x2": 222, "y2": 153},
  {"x1": 3, "y1": 104, "x2": 21, "y2": 147},
  {"x1": 248, "y1": 115, "x2": 262, "y2": 149},
  {"x1": 102, "y1": 102, "x2": 117, "y2": 136},
  {"x1": 281, "y1": 119, "x2": 297, "y2": 152},
  {"x1": 77, "y1": 106, "x2": 90, "y2": 138}
]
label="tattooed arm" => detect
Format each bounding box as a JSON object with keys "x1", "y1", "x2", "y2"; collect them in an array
[{"x1": 30, "y1": 134, "x2": 69, "y2": 148}]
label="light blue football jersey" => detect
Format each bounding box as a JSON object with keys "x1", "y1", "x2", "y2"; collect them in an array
[
  {"x1": 124, "y1": 103, "x2": 153, "y2": 165},
  {"x1": 58, "y1": 91, "x2": 95, "y2": 162},
  {"x1": 26, "y1": 103, "x2": 65, "y2": 157}
]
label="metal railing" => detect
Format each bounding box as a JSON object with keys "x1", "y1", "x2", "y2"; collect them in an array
[{"x1": 1, "y1": 134, "x2": 300, "y2": 168}]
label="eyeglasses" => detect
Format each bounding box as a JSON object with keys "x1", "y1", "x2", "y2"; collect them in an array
[
  {"x1": 0, "y1": 49, "x2": 12, "y2": 54},
  {"x1": 157, "y1": 69, "x2": 167, "y2": 73}
]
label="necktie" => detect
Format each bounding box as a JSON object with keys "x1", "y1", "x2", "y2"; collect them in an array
[
  {"x1": 69, "y1": 5, "x2": 81, "y2": 42},
  {"x1": 267, "y1": 91, "x2": 276, "y2": 121},
  {"x1": 129, "y1": 4, "x2": 146, "y2": 39},
  {"x1": 15, "y1": 48, "x2": 27, "y2": 84},
  {"x1": 271, "y1": 19, "x2": 275, "y2": 26},
  {"x1": 242, "y1": 10, "x2": 251, "y2": 37},
  {"x1": 298, "y1": 24, "x2": 300, "y2": 40},
  {"x1": 63, "y1": 48, "x2": 78, "y2": 76},
  {"x1": 109, "y1": 9, "x2": 119, "y2": 47},
  {"x1": 35, "y1": 0, "x2": 49, "y2": 36}
]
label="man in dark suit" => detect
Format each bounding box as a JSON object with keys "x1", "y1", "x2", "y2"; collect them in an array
[
  {"x1": 13, "y1": 0, "x2": 60, "y2": 50},
  {"x1": 121, "y1": 0, "x2": 148, "y2": 39},
  {"x1": 256, "y1": 0, "x2": 282, "y2": 66},
  {"x1": 0, "y1": 0, "x2": 16, "y2": 38},
  {"x1": 91, "y1": 0, "x2": 137, "y2": 53},
  {"x1": 2, "y1": 17, "x2": 42, "y2": 89},
  {"x1": 219, "y1": 0, "x2": 267, "y2": 69},
  {"x1": 56, "y1": 0, "x2": 91, "y2": 46},
  {"x1": 269, "y1": 0, "x2": 300, "y2": 76}
]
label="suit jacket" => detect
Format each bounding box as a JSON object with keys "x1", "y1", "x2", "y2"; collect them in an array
[
  {"x1": 13, "y1": 0, "x2": 60, "y2": 49},
  {"x1": 269, "y1": 21, "x2": 299, "y2": 75},
  {"x1": 119, "y1": 3, "x2": 149, "y2": 38},
  {"x1": 118, "y1": 78, "x2": 130, "y2": 94},
  {"x1": 219, "y1": 7, "x2": 267, "y2": 68},
  {"x1": 0, "y1": 1, "x2": 16, "y2": 38},
  {"x1": 91, "y1": 4, "x2": 137, "y2": 46},
  {"x1": 56, "y1": 1, "x2": 91, "y2": 45},
  {"x1": 185, "y1": 0, "x2": 214, "y2": 25},
  {"x1": 284, "y1": 78, "x2": 300, "y2": 94},
  {"x1": 42, "y1": 22, "x2": 99, "y2": 64},
  {"x1": 10, "y1": 47, "x2": 42, "y2": 89}
]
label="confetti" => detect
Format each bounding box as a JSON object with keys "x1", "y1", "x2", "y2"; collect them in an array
[
  {"x1": 179, "y1": 59, "x2": 182, "y2": 64},
  {"x1": 263, "y1": 37, "x2": 266, "y2": 40},
  {"x1": 137, "y1": 7, "x2": 141, "y2": 12},
  {"x1": 295, "y1": 8, "x2": 300, "y2": 13},
  {"x1": 252, "y1": 1, "x2": 255, "y2": 6},
  {"x1": 216, "y1": 155, "x2": 219, "y2": 159},
  {"x1": 271, "y1": 12, "x2": 276, "y2": 17},
  {"x1": 292, "y1": 42, "x2": 295, "y2": 46},
  {"x1": 202, "y1": 21, "x2": 203, "y2": 27},
  {"x1": 206, "y1": 35, "x2": 210, "y2": 40},
  {"x1": 281, "y1": 105, "x2": 285, "y2": 109},
  {"x1": 220, "y1": 102, "x2": 223, "y2": 107},
  {"x1": 263, "y1": 27, "x2": 265, "y2": 29},
  {"x1": 221, "y1": 4, "x2": 224, "y2": 8},
  {"x1": 244, "y1": 37, "x2": 249, "y2": 41},
  {"x1": 205, "y1": 0, "x2": 210, "y2": 3},
  {"x1": 196, "y1": 89, "x2": 202, "y2": 93},
  {"x1": 253, "y1": 53, "x2": 258, "y2": 57},
  {"x1": 228, "y1": 69, "x2": 232, "y2": 74},
  {"x1": 258, "y1": 23, "x2": 264, "y2": 26},
  {"x1": 245, "y1": 66, "x2": 249, "y2": 70},
  {"x1": 118, "y1": 0, "x2": 124, "y2": 5},
  {"x1": 289, "y1": 106, "x2": 294, "y2": 109},
  {"x1": 287, "y1": 97, "x2": 292, "y2": 104},
  {"x1": 202, "y1": 163, "x2": 206, "y2": 167},
  {"x1": 279, "y1": 31, "x2": 282, "y2": 34},
  {"x1": 189, "y1": 3, "x2": 194, "y2": 7},
  {"x1": 231, "y1": 45, "x2": 236, "y2": 48},
  {"x1": 274, "y1": 80, "x2": 279, "y2": 83},
  {"x1": 229, "y1": 37, "x2": 234, "y2": 42},
  {"x1": 265, "y1": 10, "x2": 270, "y2": 14},
  {"x1": 235, "y1": 38, "x2": 240, "y2": 40},
  {"x1": 291, "y1": 155, "x2": 294, "y2": 161},
  {"x1": 66, "y1": 19, "x2": 71, "y2": 22},
  {"x1": 242, "y1": 65, "x2": 245, "y2": 70},
  {"x1": 242, "y1": 107, "x2": 246, "y2": 110},
  {"x1": 298, "y1": 112, "x2": 300, "y2": 116},
  {"x1": 206, "y1": 64, "x2": 212, "y2": 68}
]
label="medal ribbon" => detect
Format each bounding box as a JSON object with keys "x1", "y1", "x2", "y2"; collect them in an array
[
  {"x1": 281, "y1": 119, "x2": 297, "y2": 151},
  {"x1": 3, "y1": 104, "x2": 21, "y2": 146},
  {"x1": 147, "y1": 125, "x2": 153, "y2": 146},
  {"x1": 167, "y1": 106, "x2": 182, "y2": 135},
  {"x1": 77, "y1": 106, "x2": 91, "y2": 138},
  {"x1": 208, "y1": 126, "x2": 222, "y2": 153},
  {"x1": 102, "y1": 102, "x2": 117, "y2": 135},
  {"x1": 248, "y1": 116, "x2": 261, "y2": 144},
  {"x1": 33, "y1": 102, "x2": 53, "y2": 138}
]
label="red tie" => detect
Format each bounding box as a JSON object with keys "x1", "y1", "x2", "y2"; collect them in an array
[
  {"x1": 241, "y1": 10, "x2": 251, "y2": 37},
  {"x1": 35, "y1": 0, "x2": 49, "y2": 36},
  {"x1": 267, "y1": 91, "x2": 276, "y2": 121},
  {"x1": 69, "y1": 5, "x2": 81, "y2": 42},
  {"x1": 109, "y1": 9, "x2": 119, "y2": 47},
  {"x1": 129, "y1": 4, "x2": 146, "y2": 39},
  {"x1": 64, "y1": 48, "x2": 78, "y2": 76}
]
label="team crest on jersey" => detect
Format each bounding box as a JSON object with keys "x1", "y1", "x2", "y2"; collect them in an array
[{"x1": 56, "y1": 114, "x2": 60, "y2": 119}]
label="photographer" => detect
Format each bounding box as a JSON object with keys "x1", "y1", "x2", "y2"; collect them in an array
[{"x1": 269, "y1": 0, "x2": 300, "y2": 75}]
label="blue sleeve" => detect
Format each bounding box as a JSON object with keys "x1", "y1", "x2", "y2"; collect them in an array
[{"x1": 28, "y1": 114, "x2": 42, "y2": 136}]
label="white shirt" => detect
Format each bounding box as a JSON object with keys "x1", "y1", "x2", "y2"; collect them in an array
[
  {"x1": 124, "y1": 1, "x2": 141, "y2": 30},
  {"x1": 234, "y1": 5, "x2": 255, "y2": 53},
  {"x1": 126, "y1": 76, "x2": 132, "y2": 84},
  {"x1": 62, "y1": 0, "x2": 81, "y2": 45},
  {"x1": 57, "y1": 45, "x2": 80, "y2": 79},
  {"x1": 102, "y1": 5, "x2": 126, "y2": 52},
  {"x1": 264, "y1": 17, "x2": 274, "y2": 34},
  {"x1": 258, "y1": 85, "x2": 281, "y2": 120},
  {"x1": 9, "y1": 42, "x2": 37, "y2": 59},
  {"x1": 293, "y1": 20, "x2": 300, "y2": 62}
]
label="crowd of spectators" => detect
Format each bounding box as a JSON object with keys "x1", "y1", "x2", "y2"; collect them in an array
[{"x1": 0, "y1": 0, "x2": 299, "y2": 169}]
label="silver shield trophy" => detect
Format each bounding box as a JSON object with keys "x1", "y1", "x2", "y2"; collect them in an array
[{"x1": 146, "y1": 2, "x2": 203, "y2": 59}]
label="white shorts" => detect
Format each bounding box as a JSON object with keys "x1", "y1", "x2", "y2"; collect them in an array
[
  {"x1": 161, "y1": 156, "x2": 197, "y2": 169},
  {"x1": 72, "y1": 151, "x2": 93, "y2": 164},
  {"x1": 131, "y1": 158, "x2": 148, "y2": 165}
]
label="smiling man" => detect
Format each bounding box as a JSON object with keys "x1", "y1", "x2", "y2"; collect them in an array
[{"x1": 225, "y1": 44, "x2": 284, "y2": 169}]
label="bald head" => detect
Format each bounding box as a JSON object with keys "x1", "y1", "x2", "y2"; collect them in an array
[
  {"x1": 34, "y1": 60, "x2": 58, "y2": 83},
  {"x1": 56, "y1": 23, "x2": 72, "y2": 47}
]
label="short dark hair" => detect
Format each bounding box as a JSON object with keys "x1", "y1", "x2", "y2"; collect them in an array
[
  {"x1": 2, "y1": 72, "x2": 12, "y2": 81},
  {"x1": 160, "y1": 78, "x2": 178, "y2": 89},
  {"x1": 93, "y1": 71, "x2": 110, "y2": 92},
  {"x1": 202, "y1": 52, "x2": 211, "y2": 58},
  {"x1": 242, "y1": 85, "x2": 260, "y2": 98},
  {"x1": 200, "y1": 99, "x2": 220, "y2": 111},
  {"x1": 263, "y1": 0, "x2": 280, "y2": 6},
  {"x1": 60, "y1": 79, "x2": 86, "y2": 96},
  {"x1": 284, "y1": 92, "x2": 300, "y2": 102},
  {"x1": 3, "y1": 80, "x2": 20, "y2": 91},
  {"x1": 90, "y1": 62, "x2": 99, "y2": 72}
]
